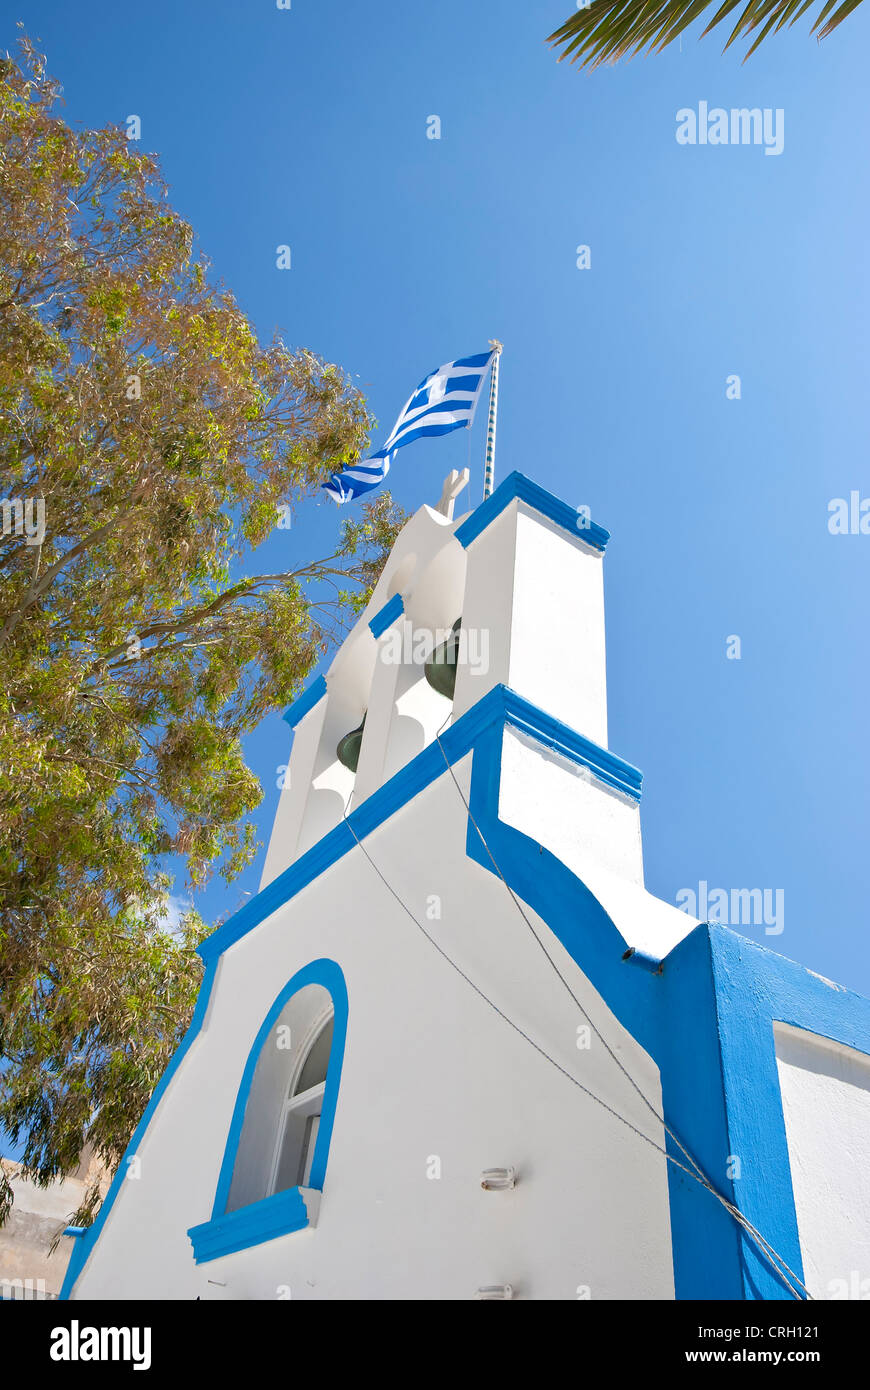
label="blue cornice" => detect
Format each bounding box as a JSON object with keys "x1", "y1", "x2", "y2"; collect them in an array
[
  {"x1": 282, "y1": 674, "x2": 327, "y2": 728},
  {"x1": 368, "y1": 592, "x2": 404, "y2": 638},
  {"x1": 454, "y1": 471, "x2": 610, "y2": 552},
  {"x1": 500, "y1": 688, "x2": 641, "y2": 801},
  {"x1": 188, "y1": 1187, "x2": 309, "y2": 1264}
]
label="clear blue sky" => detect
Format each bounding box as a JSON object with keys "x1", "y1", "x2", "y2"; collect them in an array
[{"x1": 11, "y1": 1, "x2": 870, "y2": 993}]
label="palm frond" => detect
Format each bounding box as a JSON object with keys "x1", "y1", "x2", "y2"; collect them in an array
[{"x1": 548, "y1": 0, "x2": 862, "y2": 67}]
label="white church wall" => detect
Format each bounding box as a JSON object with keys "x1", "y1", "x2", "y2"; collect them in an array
[
  {"x1": 452, "y1": 504, "x2": 515, "y2": 718},
  {"x1": 454, "y1": 500, "x2": 608, "y2": 747},
  {"x1": 403, "y1": 525, "x2": 466, "y2": 635},
  {"x1": 355, "y1": 618, "x2": 453, "y2": 804},
  {"x1": 71, "y1": 757, "x2": 675, "y2": 1301},
  {"x1": 260, "y1": 696, "x2": 327, "y2": 890},
  {"x1": 496, "y1": 728, "x2": 699, "y2": 959},
  {"x1": 294, "y1": 686, "x2": 360, "y2": 860},
  {"x1": 383, "y1": 668, "x2": 450, "y2": 783},
  {"x1": 351, "y1": 639, "x2": 399, "y2": 806},
  {"x1": 499, "y1": 725, "x2": 643, "y2": 886},
  {"x1": 774, "y1": 1022, "x2": 870, "y2": 1300}
]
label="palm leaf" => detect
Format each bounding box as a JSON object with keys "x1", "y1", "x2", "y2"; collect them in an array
[
  {"x1": 815, "y1": 0, "x2": 862, "y2": 33},
  {"x1": 808, "y1": 0, "x2": 841, "y2": 28},
  {"x1": 548, "y1": 0, "x2": 863, "y2": 66}
]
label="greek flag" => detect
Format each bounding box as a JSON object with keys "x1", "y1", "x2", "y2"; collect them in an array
[{"x1": 323, "y1": 349, "x2": 495, "y2": 504}]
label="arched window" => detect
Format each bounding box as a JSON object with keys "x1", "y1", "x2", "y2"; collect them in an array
[{"x1": 188, "y1": 960, "x2": 347, "y2": 1264}]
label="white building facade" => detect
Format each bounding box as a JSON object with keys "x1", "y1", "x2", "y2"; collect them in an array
[{"x1": 62, "y1": 472, "x2": 870, "y2": 1301}]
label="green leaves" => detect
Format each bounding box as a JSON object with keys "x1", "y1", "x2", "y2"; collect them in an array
[
  {"x1": 547, "y1": 0, "x2": 862, "y2": 66},
  {"x1": 0, "y1": 35, "x2": 407, "y2": 1222}
]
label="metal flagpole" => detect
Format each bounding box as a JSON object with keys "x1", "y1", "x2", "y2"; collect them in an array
[{"x1": 482, "y1": 340, "x2": 503, "y2": 501}]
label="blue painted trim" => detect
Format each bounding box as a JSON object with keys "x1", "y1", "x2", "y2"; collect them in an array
[
  {"x1": 454, "y1": 471, "x2": 610, "y2": 552},
  {"x1": 188, "y1": 1188, "x2": 309, "y2": 1264},
  {"x1": 655, "y1": 926, "x2": 745, "y2": 1297},
  {"x1": 368, "y1": 593, "x2": 404, "y2": 638},
  {"x1": 212, "y1": 958, "x2": 347, "y2": 1214},
  {"x1": 282, "y1": 675, "x2": 327, "y2": 728},
  {"x1": 63, "y1": 1226, "x2": 86, "y2": 1238},
  {"x1": 500, "y1": 687, "x2": 642, "y2": 801}
]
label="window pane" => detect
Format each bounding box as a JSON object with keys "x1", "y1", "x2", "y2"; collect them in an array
[
  {"x1": 273, "y1": 1095, "x2": 323, "y2": 1194},
  {"x1": 293, "y1": 1015, "x2": 334, "y2": 1096},
  {"x1": 275, "y1": 1106, "x2": 309, "y2": 1194},
  {"x1": 299, "y1": 1114, "x2": 321, "y2": 1187}
]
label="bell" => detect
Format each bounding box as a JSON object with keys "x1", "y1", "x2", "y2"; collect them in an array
[
  {"x1": 336, "y1": 714, "x2": 366, "y2": 773},
  {"x1": 424, "y1": 619, "x2": 461, "y2": 700}
]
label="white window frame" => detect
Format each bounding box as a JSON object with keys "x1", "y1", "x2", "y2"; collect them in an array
[{"x1": 267, "y1": 1008, "x2": 333, "y2": 1195}]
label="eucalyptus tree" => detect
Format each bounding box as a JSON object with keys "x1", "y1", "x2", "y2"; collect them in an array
[{"x1": 0, "y1": 37, "x2": 402, "y2": 1226}]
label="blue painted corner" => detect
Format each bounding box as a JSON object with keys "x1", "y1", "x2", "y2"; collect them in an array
[
  {"x1": 282, "y1": 674, "x2": 327, "y2": 728},
  {"x1": 707, "y1": 928, "x2": 870, "y2": 1300},
  {"x1": 368, "y1": 592, "x2": 404, "y2": 637},
  {"x1": 454, "y1": 471, "x2": 610, "y2": 552}
]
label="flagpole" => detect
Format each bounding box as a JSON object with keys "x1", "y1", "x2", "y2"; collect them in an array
[{"x1": 483, "y1": 340, "x2": 503, "y2": 501}]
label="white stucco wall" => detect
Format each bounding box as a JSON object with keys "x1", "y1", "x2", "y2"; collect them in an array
[
  {"x1": 774, "y1": 1022, "x2": 870, "y2": 1300},
  {"x1": 454, "y1": 501, "x2": 608, "y2": 748},
  {"x1": 498, "y1": 728, "x2": 697, "y2": 959},
  {"x1": 72, "y1": 753, "x2": 676, "y2": 1301}
]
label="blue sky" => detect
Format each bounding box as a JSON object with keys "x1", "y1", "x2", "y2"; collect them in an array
[{"x1": 10, "y1": 1, "x2": 870, "y2": 993}]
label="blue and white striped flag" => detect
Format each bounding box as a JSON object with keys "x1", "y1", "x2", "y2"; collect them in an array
[{"x1": 323, "y1": 349, "x2": 495, "y2": 504}]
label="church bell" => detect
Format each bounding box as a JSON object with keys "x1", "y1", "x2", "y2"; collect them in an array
[
  {"x1": 336, "y1": 714, "x2": 366, "y2": 772},
  {"x1": 424, "y1": 619, "x2": 461, "y2": 700}
]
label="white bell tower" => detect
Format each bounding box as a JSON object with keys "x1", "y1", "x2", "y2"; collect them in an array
[{"x1": 261, "y1": 469, "x2": 651, "y2": 911}]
